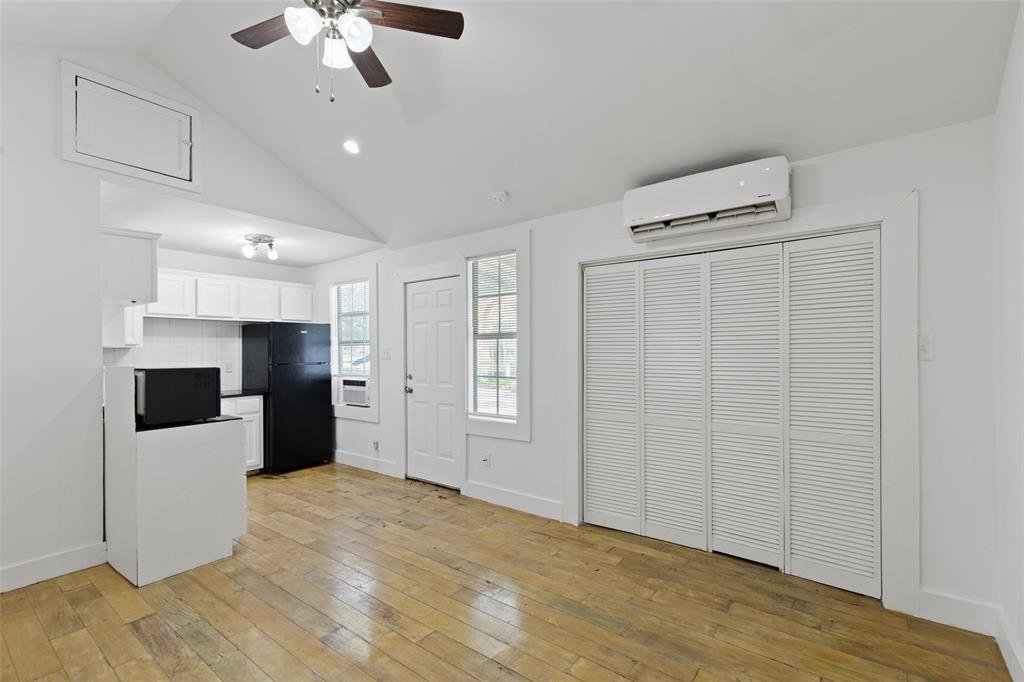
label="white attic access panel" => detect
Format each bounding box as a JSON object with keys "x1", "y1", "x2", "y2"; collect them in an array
[{"x1": 62, "y1": 61, "x2": 201, "y2": 191}]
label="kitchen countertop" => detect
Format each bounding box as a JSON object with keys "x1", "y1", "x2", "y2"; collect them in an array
[
  {"x1": 220, "y1": 389, "x2": 268, "y2": 398},
  {"x1": 136, "y1": 414, "x2": 242, "y2": 432}
]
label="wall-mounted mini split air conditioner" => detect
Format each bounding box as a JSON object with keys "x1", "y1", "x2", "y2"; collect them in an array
[{"x1": 624, "y1": 156, "x2": 792, "y2": 242}]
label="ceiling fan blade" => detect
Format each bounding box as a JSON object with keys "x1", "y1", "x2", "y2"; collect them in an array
[
  {"x1": 349, "y1": 46, "x2": 393, "y2": 88},
  {"x1": 231, "y1": 14, "x2": 290, "y2": 49},
  {"x1": 357, "y1": 1, "x2": 464, "y2": 40}
]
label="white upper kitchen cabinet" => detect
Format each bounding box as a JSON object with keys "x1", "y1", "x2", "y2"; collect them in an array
[
  {"x1": 238, "y1": 281, "x2": 280, "y2": 321},
  {"x1": 100, "y1": 229, "x2": 158, "y2": 305},
  {"x1": 62, "y1": 62, "x2": 201, "y2": 191},
  {"x1": 195, "y1": 278, "x2": 238, "y2": 318},
  {"x1": 279, "y1": 285, "x2": 314, "y2": 321},
  {"x1": 147, "y1": 273, "x2": 196, "y2": 317},
  {"x1": 102, "y1": 304, "x2": 145, "y2": 348}
]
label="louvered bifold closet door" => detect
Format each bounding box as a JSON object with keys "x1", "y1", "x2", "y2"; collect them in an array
[
  {"x1": 785, "y1": 231, "x2": 880, "y2": 597},
  {"x1": 709, "y1": 244, "x2": 783, "y2": 567},
  {"x1": 583, "y1": 262, "x2": 641, "y2": 533},
  {"x1": 640, "y1": 255, "x2": 707, "y2": 549}
]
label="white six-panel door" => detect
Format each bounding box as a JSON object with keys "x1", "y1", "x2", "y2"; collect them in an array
[
  {"x1": 582, "y1": 232, "x2": 880, "y2": 596},
  {"x1": 405, "y1": 277, "x2": 466, "y2": 489}
]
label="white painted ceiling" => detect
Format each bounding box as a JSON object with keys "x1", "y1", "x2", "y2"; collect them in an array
[
  {"x1": 101, "y1": 183, "x2": 381, "y2": 266},
  {"x1": 5, "y1": 1, "x2": 1019, "y2": 251}
]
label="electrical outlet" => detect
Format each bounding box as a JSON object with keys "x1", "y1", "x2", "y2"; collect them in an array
[
  {"x1": 481, "y1": 455, "x2": 491, "y2": 468},
  {"x1": 918, "y1": 334, "x2": 934, "y2": 361},
  {"x1": 224, "y1": 361, "x2": 233, "y2": 374}
]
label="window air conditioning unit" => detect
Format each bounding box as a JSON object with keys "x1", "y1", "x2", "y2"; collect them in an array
[
  {"x1": 624, "y1": 156, "x2": 791, "y2": 243},
  {"x1": 343, "y1": 378, "x2": 370, "y2": 407}
]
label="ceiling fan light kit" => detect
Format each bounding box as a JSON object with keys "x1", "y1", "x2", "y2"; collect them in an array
[{"x1": 231, "y1": 0, "x2": 464, "y2": 91}]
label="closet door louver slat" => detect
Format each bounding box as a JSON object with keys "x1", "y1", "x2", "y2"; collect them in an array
[
  {"x1": 785, "y1": 231, "x2": 881, "y2": 598},
  {"x1": 583, "y1": 263, "x2": 641, "y2": 533},
  {"x1": 709, "y1": 244, "x2": 783, "y2": 567},
  {"x1": 640, "y1": 255, "x2": 707, "y2": 549}
]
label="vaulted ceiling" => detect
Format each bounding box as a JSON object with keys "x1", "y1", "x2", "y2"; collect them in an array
[{"x1": 3, "y1": 1, "x2": 1018, "y2": 249}]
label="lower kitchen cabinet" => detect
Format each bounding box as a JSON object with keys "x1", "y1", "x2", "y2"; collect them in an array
[{"x1": 221, "y1": 395, "x2": 263, "y2": 472}]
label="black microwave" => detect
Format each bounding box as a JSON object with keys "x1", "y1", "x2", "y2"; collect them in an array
[{"x1": 135, "y1": 368, "x2": 221, "y2": 427}]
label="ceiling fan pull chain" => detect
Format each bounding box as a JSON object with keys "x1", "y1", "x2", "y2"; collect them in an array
[
  {"x1": 330, "y1": 68, "x2": 336, "y2": 102},
  {"x1": 314, "y1": 32, "x2": 321, "y2": 94}
]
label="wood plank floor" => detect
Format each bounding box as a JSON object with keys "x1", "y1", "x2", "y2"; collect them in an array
[{"x1": 1, "y1": 464, "x2": 1010, "y2": 682}]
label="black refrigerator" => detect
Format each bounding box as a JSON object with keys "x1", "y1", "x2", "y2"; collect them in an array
[{"x1": 242, "y1": 322, "x2": 333, "y2": 474}]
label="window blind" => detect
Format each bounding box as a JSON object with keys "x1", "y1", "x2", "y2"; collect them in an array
[
  {"x1": 335, "y1": 279, "x2": 370, "y2": 376},
  {"x1": 470, "y1": 253, "x2": 517, "y2": 418}
]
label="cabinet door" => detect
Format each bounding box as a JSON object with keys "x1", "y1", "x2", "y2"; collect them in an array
[
  {"x1": 101, "y1": 231, "x2": 157, "y2": 304},
  {"x1": 280, "y1": 285, "x2": 314, "y2": 321},
  {"x1": 238, "y1": 282, "x2": 280, "y2": 320},
  {"x1": 195, "y1": 278, "x2": 238, "y2": 318},
  {"x1": 124, "y1": 305, "x2": 145, "y2": 346},
  {"x1": 147, "y1": 274, "x2": 195, "y2": 317},
  {"x1": 240, "y1": 413, "x2": 263, "y2": 471}
]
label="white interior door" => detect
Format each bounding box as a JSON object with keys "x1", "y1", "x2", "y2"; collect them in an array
[
  {"x1": 708, "y1": 243, "x2": 784, "y2": 567},
  {"x1": 583, "y1": 262, "x2": 641, "y2": 533},
  {"x1": 405, "y1": 277, "x2": 466, "y2": 489},
  {"x1": 640, "y1": 254, "x2": 707, "y2": 549},
  {"x1": 784, "y1": 231, "x2": 881, "y2": 597}
]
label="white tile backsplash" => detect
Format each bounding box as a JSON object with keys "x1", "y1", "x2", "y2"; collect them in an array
[{"x1": 103, "y1": 318, "x2": 243, "y2": 391}]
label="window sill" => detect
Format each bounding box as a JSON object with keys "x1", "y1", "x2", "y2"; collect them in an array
[{"x1": 467, "y1": 413, "x2": 530, "y2": 442}]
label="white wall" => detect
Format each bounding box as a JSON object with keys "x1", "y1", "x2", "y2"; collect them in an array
[
  {"x1": 993, "y1": 4, "x2": 1024, "y2": 680},
  {"x1": 0, "y1": 46, "x2": 359, "y2": 590},
  {"x1": 310, "y1": 116, "x2": 1000, "y2": 634}
]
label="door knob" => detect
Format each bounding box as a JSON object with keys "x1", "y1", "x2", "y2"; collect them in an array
[{"x1": 405, "y1": 386, "x2": 414, "y2": 394}]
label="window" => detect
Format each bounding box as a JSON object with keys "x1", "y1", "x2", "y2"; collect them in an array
[
  {"x1": 334, "y1": 279, "x2": 371, "y2": 376},
  {"x1": 470, "y1": 253, "x2": 517, "y2": 419}
]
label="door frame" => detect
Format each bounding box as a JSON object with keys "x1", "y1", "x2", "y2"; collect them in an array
[
  {"x1": 397, "y1": 263, "x2": 467, "y2": 491},
  {"x1": 573, "y1": 190, "x2": 920, "y2": 617}
]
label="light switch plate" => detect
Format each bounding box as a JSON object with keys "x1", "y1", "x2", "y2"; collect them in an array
[
  {"x1": 382, "y1": 349, "x2": 392, "y2": 361},
  {"x1": 918, "y1": 334, "x2": 934, "y2": 361}
]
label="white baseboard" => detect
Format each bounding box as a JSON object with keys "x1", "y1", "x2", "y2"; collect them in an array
[
  {"x1": 334, "y1": 449, "x2": 403, "y2": 479},
  {"x1": 996, "y1": 607, "x2": 1024, "y2": 682},
  {"x1": 0, "y1": 541, "x2": 107, "y2": 592},
  {"x1": 461, "y1": 480, "x2": 562, "y2": 520},
  {"x1": 918, "y1": 587, "x2": 997, "y2": 636}
]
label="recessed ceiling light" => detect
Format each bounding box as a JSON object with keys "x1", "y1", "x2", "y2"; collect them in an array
[{"x1": 343, "y1": 139, "x2": 360, "y2": 155}]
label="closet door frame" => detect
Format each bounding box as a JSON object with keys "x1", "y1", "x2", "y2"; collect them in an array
[{"x1": 574, "y1": 190, "x2": 920, "y2": 615}]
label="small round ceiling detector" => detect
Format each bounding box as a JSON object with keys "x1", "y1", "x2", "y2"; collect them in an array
[{"x1": 490, "y1": 190, "x2": 510, "y2": 205}]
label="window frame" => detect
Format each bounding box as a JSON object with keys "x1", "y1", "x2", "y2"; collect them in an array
[
  {"x1": 330, "y1": 263, "x2": 379, "y2": 424},
  {"x1": 461, "y1": 229, "x2": 531, "y2": 442},
  {"x1": 468, "y1": 252, "x2": 518, "y2": 420},
  {"x1": 335, "y1": 279, "x2": 372, "y2": 378}
]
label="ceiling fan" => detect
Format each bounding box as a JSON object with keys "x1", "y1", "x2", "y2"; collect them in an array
[{"x1": 231, "y1": 0, "x2": 464, "y2": 92}]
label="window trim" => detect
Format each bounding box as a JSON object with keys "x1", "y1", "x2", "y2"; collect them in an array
[
  {"x1": 330, "y1": 264, "x2": 379, "y2": 424},
  {"x1": 462, "y1": 230, "x2": 531, "y2": 442},
  {"x1": 468, "y1": 251, "x2": 518, "y2": 420}
]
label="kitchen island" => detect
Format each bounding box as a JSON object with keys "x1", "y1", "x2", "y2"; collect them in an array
[{"x1": 103, "y1": 367, "x2": 247, "y2": 586}]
